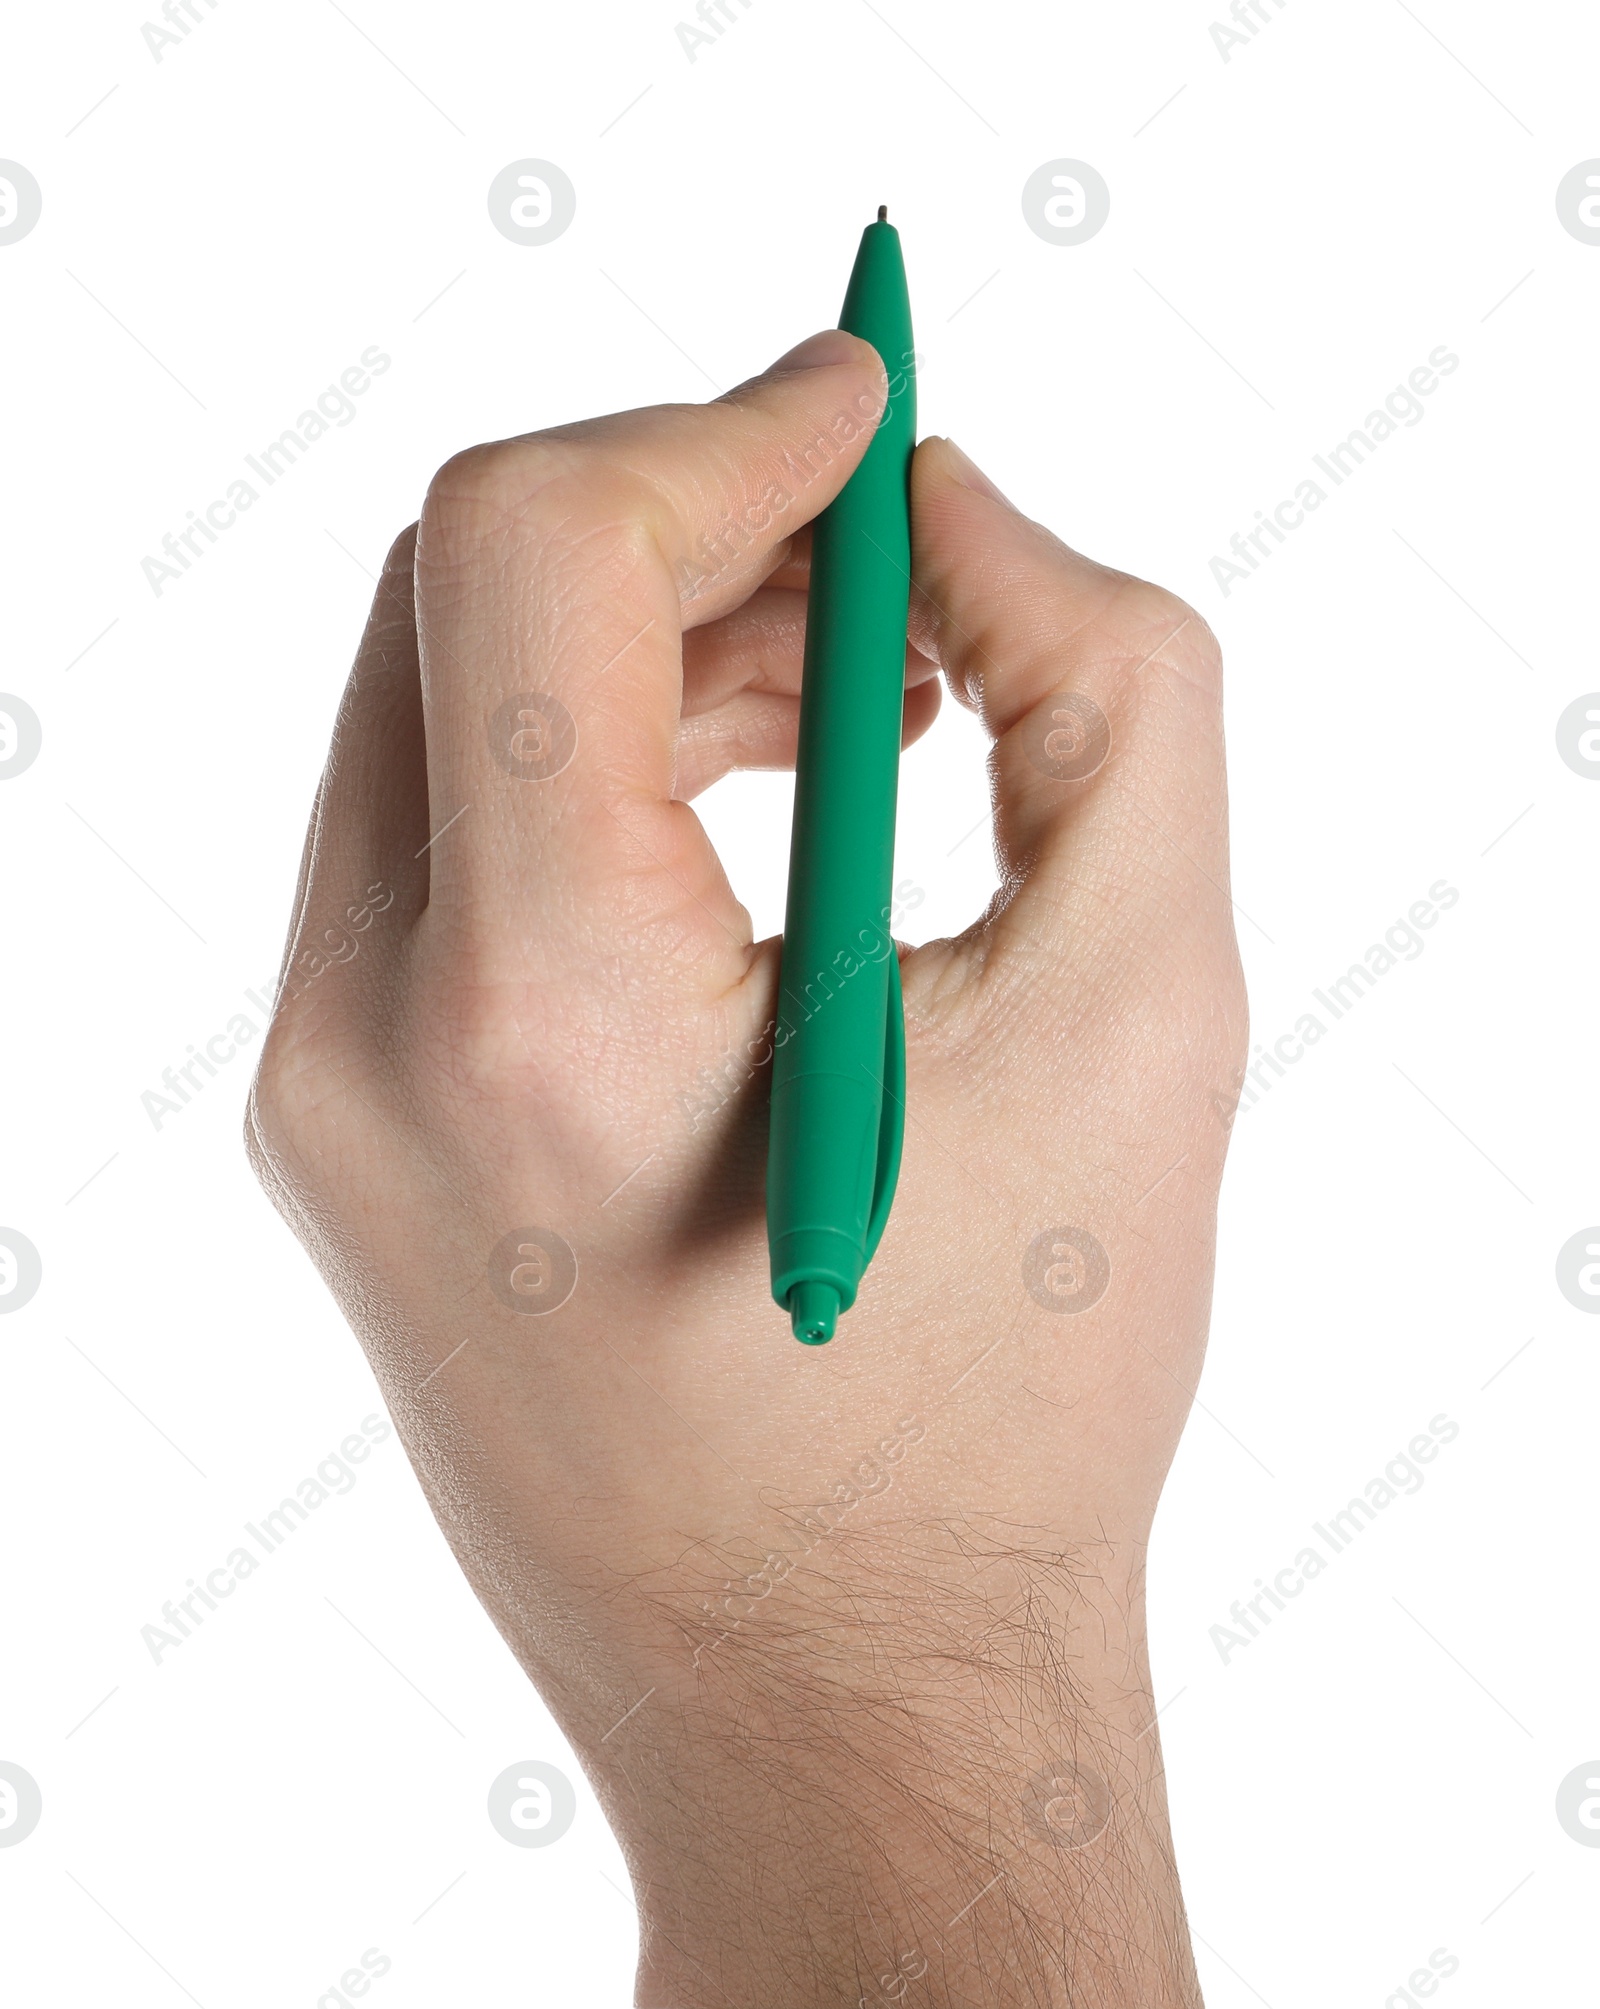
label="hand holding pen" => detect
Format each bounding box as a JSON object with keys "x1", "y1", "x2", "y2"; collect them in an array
[{"x1": 250, "y1": 270, "x2": 1241, "y2": 2004}]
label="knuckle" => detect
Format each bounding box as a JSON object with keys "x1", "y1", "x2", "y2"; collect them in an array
[
  {"x1": 1119, "y1": 574, "x2": 1217, "y2": 656},
  {"x1": 420, "y1": 437, "x2": 559, "y2": 553},
  {"x1": 406, "y1": 980, "x2": 593, "y2": 1145},
  {"x1": 1114, "y1": 576, "x2": 1223, "y2": 695},
  {"x1": 242, "y1": 1071, "x2": 290, "y2": 1203},
  {"x1": 420, "y1": 436, "x2": 653, "y2": 581},
  {"x1": 241, "y1": 1022, "x2": 304, "y2": 1203},
  {"x1": 246, "y1": 1005, "x2": 314, "y2": 1139},
  {"x1": 242, "y1": 988, "x2": 355, "y2": 1194}
]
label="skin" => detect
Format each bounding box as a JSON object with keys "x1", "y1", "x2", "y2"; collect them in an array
[{"x1": 247, "y1": 328, "x2": 1246, "y2": 2007}]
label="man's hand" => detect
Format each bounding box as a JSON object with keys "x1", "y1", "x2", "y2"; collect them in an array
[{"x1": 247, "y1": 328, "x2": 1244, "y2": 2007}]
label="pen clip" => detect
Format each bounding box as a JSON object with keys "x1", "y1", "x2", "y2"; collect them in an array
[{"x1": 862, "y1": 949, "x2": 906, "y2": 1265}]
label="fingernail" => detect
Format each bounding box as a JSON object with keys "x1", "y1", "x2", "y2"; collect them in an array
[
  {"x1": 943, "y1": 438, "x2": 1017, "y2": 510},
  {"x1": 767, "y1": 328, "x2": 872, "y2": 373}
]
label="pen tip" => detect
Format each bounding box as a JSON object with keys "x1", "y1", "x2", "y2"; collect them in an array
[
  {"x1": 877, "y1": 204, "x2": 888, "y2": 221},
  {"x1": 789, "y1": 1280, "x2": 840, "y2": 1346}
]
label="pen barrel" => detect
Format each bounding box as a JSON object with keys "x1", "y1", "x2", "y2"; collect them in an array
[{"x1": 768, "y1": 220, "x2": 915, "y2": 1321}]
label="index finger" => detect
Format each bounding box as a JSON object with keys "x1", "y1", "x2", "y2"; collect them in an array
[{"x1": 411, "y1": 331, "x2": 885, "y2": 984}]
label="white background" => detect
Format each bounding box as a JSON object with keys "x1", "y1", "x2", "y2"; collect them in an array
[{"x1": 2, "y1": 0, "x2": 1596, "y2": 2002}]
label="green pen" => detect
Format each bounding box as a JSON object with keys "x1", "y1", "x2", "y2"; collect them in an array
[{"x1": 766, "y1": 206, "x2": 914, "y2": 1346}]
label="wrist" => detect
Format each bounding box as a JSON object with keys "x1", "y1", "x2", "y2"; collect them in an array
[{"x1": 583, "y1": 1523, "x2": 1200, "y2": 2008}]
